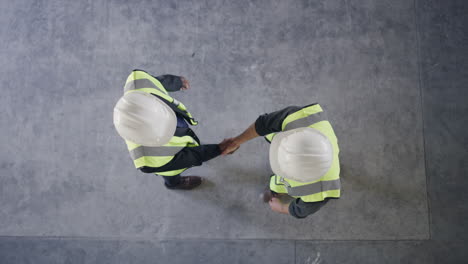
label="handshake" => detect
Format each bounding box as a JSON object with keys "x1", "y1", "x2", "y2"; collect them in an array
[
  {"x1": 218, "y1": 138, "x2": 241, "y2": 155},
  {"x1": 217, "y1": 124, "x2": 259, "y2": 156}
]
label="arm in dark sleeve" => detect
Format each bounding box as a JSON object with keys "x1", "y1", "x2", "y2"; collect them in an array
[
  {"x1": 154, "y1": 74, "x2": 183, "y2": 92},
  {"x1": 288, "y1": 198, "x2": 329, "y2": 219},
  {"x1": 254, "y1": 106, "x2": 303, "y2": 136},
  {"x1": 139, "y1": 144, "x2": 221, "y2": 173}
]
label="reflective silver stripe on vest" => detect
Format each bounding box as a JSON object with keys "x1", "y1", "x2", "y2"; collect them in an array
[
  {"x1": 124, "y1": 79, "x2": 158, "y2": 92},
  {"x1": 283, "y1": 178, "x2": 341, "y2": 197},
  {"x1": 129, "y1": 146, "x2": 184, "y2": 160},
  {"x1": 283, "y1": 111, "x2": 327, "y2": 131},
  {"x1": 173, "y1": 99, "x2": 180, "y2": 106}
]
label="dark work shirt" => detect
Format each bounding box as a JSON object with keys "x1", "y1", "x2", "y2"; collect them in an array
[
  {"x1": 288, "y1": 198, "x2": 330, "y2": 219},
  {"x1": 154, "y1": 74, "x2": 183, "y2": 92},
  {"x1": 176, "y1": 113, "x2": 189, "y2": 128},
  {"x1": 254, "y1": 106, "x2": 303, "y2": 136},
  {"x1": 256, "y1": 104, "x2": 330, "y2": 219}
]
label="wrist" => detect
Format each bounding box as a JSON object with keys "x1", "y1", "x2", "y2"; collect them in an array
[{"x1": 233, "y1": 137, "x2": 243, "y2": 146}]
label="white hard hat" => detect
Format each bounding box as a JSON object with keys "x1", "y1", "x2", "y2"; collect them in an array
[
  {"x1": 269, "y1": 127, "x2": 333, "y2": 182},
  {"x1": 113, "y1": 91, "x2": 176, "y2": 146}
]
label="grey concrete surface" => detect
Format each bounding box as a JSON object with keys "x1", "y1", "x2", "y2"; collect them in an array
[
  {"x1": 0, "y1": 237, "x2": 295, "y2": 264},
  {"x1": 295, "y1": 241, "x2": 468, "y2": 264},
  {"x1": 0, "y1": 0, "x2": 428, "y2": 240},
  {"x1": 417, "y1": 0, "x2": 468, "y2": 242},
  {"x1": 1, "y1": 238, "x2": 467, "y2": 264},
  {"x1": 1, "y1": 0, "x2": 468, "y2": 262}
]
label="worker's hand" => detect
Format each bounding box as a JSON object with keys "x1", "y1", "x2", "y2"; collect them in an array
[
  {"x1": 180, "y1": 76, "x2": 190, "y2": 90},
  {"x1": 269, "y1": 197, "x2": 290, "y2": 214},
  {"x1": 221, "y1": 138, "x2": 240, "y2": 155},
  {"x1": 218, "y1": 138, "x2": 236, "y2": 154}
]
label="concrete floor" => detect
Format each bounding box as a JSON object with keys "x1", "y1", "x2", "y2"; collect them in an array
[{"x1": 0, "y1": 0, "x2": 467, "y2": 263}]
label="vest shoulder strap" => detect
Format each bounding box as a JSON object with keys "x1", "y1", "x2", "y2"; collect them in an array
[
  {"x1": 124, "y1": 70, "x2": 168, "y2": 94},
  {"x1": 282, "y1": 104, "x2": 326, "y2": 131},
  {"x1": 264, "y1": 104, "x2": 325, "y2": 142},
  {"x1": 151, "y1": 93, "x2": 198, "y2": 126}
]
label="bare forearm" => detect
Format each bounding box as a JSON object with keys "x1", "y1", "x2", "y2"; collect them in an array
[
  {"x1": 221, "y1": 123, "x2": 260, "y2": 155},
  {"x1": 233, "y1": 123, "x2": 259, "y2": 145}
]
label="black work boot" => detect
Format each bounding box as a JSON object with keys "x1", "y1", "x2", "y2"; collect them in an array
[{"x1": 165, "y1": 176, "x2": 202, "y2": 190}]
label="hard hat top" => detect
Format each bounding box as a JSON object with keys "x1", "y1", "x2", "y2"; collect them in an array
[
  {"x1": 113, "y1": 91, "x2": 177, "y2": 146},
  {"x1": 269, "y1": 127, "x2": 333, "y2": 183}
]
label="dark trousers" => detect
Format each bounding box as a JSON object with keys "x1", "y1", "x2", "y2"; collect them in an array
[{"x1": 163, "y1": 175, "x2": 181, "y2": 186}]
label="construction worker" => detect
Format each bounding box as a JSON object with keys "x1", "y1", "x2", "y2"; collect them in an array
[
  {"x1": 222, "y1": 104, "x2": 340, "y2": 218},
  {"x1": 114, "y1": 69, "x2": 231, "y2": 190}
]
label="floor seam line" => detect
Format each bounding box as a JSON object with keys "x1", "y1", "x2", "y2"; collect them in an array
[
  {"x1": 0, "y1": 235, "x2": 433, "y2": 242},
  {"x1": 413, "y1": 0, "x2": 433, "y2": 240},
  {"x1": 294, "y1": 240, "x2": 297, "y2": 264}
]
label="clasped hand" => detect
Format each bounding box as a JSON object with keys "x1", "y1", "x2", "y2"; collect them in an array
[{"x1": 218, "y1": 138, "x2": 240, "y2": 155}]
